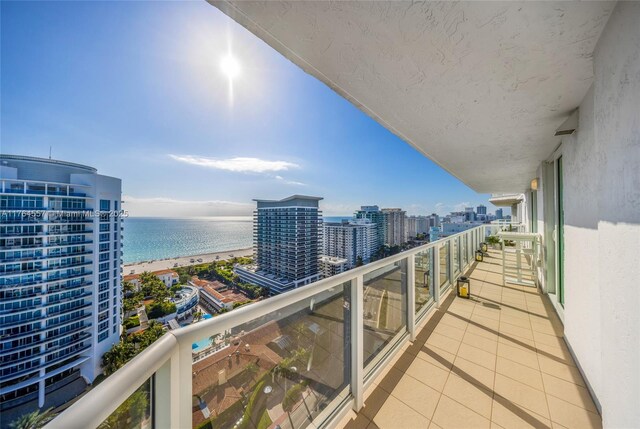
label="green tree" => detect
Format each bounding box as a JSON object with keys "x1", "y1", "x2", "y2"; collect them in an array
[
  {"x1": 355, "y1": 256, "x2": 364, "y2": 267},
  {"x1": 9, "y1": 408, "x2": 55, "y2": 429},
  {"x1": 245, "y1": 362, "x2": 259, "y2": 381},
  {"x1": 97, "y1": 387, "x2": 149, "y2": 429},
  {"x1": 102, "y1": 321, "x2": 165, "y2": 375}
]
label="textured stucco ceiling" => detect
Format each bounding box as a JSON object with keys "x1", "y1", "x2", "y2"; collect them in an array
[{"x1": 210, "y1": 1, "x2": 613, "y2": 193}]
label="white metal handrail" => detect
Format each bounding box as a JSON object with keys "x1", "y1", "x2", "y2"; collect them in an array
[{"x1": 46, "y1": 223, "x2": 515, "y2": 429}]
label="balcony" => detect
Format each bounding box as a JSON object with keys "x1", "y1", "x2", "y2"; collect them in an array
[{"x1": 38, "y1": 226, "x2": 519, "y2": 426}]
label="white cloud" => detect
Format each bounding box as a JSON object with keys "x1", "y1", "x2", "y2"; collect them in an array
[
  {"x1": 122, "y1": 195, "x2": 253, "y2": 217},
  {"x1": 274, "y1": 175, "x2": 306, "y2": 186},
  {"x1": 169, "y1": 154, "x2": 299, "y2": 173},
  {"x1": 434, "y1": 201, "x2": 473, "y2": 215}
]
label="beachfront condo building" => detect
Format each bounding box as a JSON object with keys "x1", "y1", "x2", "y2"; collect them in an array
[
  {"x1": 235, "y1": 195, "x2": 323, "y2": 295},
  {"x1": 354, "y1": 205, "x2": 386, "y2": 250},
  {"x1": 323, "y1": 219, "x2": 377, "y2": 268},
  {"x1": 381, "y1": 208, "x2": 406, "y2": 246},
  {"x1": 0, "y1": 155, "x2": 122, "y2": 411}
]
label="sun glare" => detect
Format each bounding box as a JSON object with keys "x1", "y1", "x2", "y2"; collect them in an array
[{"x1": 220, "y1": 54, "x2": 241, "y2": 80}]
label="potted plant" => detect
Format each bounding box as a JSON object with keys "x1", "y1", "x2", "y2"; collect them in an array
[{"x1": 486, "y1": 235, "x2": 502, "y2": 250}]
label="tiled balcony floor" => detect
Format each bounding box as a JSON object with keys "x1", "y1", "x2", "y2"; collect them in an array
[{"x1": 338, "y1": 250, "x2": 601, "y2": 429}]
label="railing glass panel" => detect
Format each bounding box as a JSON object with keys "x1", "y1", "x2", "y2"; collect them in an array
[
  {"x1": 362, "y1": 259, "x2": 407, "y2": 368},
  {"x1": 453, "y1": 236, "x2": 460, "y2": 276},
  {"x1": 98, "y1": 377, "x2": 152, "y2": 429},
  {"x1": 191, "y1": 282, "x2": 351, "y2": 429},
  {"x1": 414, "y1": 248, "x2": 434, "y2": 315},
  {"x1": 439, "y1": 242, "x2": 450, "y2": 291}
]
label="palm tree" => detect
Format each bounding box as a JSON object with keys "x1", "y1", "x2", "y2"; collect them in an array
[{"x1": 9, "y1": 408, "x2": 55, "y2": 429}]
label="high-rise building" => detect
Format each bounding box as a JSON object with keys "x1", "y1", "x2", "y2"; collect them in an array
[
  {"x1": 476, "y1": 204, "x2": 487, "y2": 215},
  {"x1": 354, "y1": 206, "x2": 386, "y2": 250},
  {"x1": 234, "y1": 195, "x2": 322, "y2": 295},
  {"x1": 415, "y1": 216, "x2": 429, "y2": 235},
  {"x1": 405, "y1": 216, "x2": 417, "y2": 239},
  {"x1": 428, "y1": 213, "x2": 440, "y2": 228},
  {"x1": 323, "y1": 219, "x2": 377, "y2": 268},
  {"x1": 0, "y1": 155, "x2": 122, "y2": 407},
  {"x1": 319, "y1": 255, "x2": 348, "y2": 278},
  {"x1": 464, "y1": 207, "x2": 476, "y2": 222},
  {"x1": 495, "y1": 208, "x2": 504, "y2": 219},
  {"x1": 381, "y1": 208, "x2": 406, "y2": 246}
]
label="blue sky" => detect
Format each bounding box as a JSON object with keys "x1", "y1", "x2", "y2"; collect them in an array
[{"x1": 1, "y1": 1, "x2": 502, "y2": 217}]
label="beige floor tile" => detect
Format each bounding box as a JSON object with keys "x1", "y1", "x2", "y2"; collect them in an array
[
  {"x1": 547, "y1": 396, "x2": 602, "y2": 429},
  {"x1": 360, "y1": 384, "x2": 393, "y2": 420},
  {"x1": 495, "y1": 356, "x2": 544, "y2": 391},
  {"x1": 491, "y1": 397, "x2": 552, "y2": 429},
  {"x1": 432, "y1": 323, "x2": 466, "y2": 342},
  {"x1": 541, "y1": 373, "x2": 597, "y2": 413},
  {"x1": 450, "y1": 356, "x2": 496, "y2": 390},
  {"x1": 499, "y1": 321, "x2": 535, "y2": 340},
  {"x1": 439, "y1": 313, "x2": 469, "y2": 331},
  {"x1": 442, "y1": 373, "x2": 493, "y2": 418},
  {"x1": 533, "y1": 331, "x2": 566, "y2": 348},
  {"x1": 466, "y1": 323, "x2": 500, "y2": 341},
  {"x1": 456, "y1": 342, "x2": 497, "y2": 371},
  {"x1": 369, "y1": 394, "x2": 431, "y2": 429},
  {"x1": 494, "y1": 373, "x2": 550, "y2": 418},
  {"x1": 537, "y1": 355, "x2": 585, "y2": 387},
  {"x1": 405, "y1": 355, "x2": 451, "y2": 392},
  {"x1": 462, "y1": 331, "x2": 498, "y2": 354},
  {"x1": 471, "y1": 307, "x2": 501, "y2": 321},
  {"x1": 339, "y1": 410, "x2": 371, "y2": 429},
  {"x1": 375, "y1": 365, "x2": 409, "y2": 394},
  {"x1": 535, "y1": 343, "x2": 575, "y2": 366},
  {"x1": 415, "y1": 344, "x2": 456, "y2": 371},
  {"x1": 469, "y1": 314, "x2": 501, "y2": 330},
  {"x1": 497, "y1": 331, "x2": 537, "y2": 349},
  {"x1": 497, "y1": 341, "x2": 540, "y2": 370},
  {"x1": 390, "y1": 373, "x2": 441, "y2": 419},
  {"x1": 432, "y1": 394, "x2": 491, "y2": 429},
  {"x1": 501, "y1": 314, "x2": 533, "y2": 329},
  {"x1": 426, "y1": 332, "x2": 462, "y2": 355}
]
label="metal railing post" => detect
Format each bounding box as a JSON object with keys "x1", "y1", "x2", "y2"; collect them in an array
[
  {"x1": 153, "y1": 348, "x2": 177, "y2": 429},
  {"x1": 407, "y1": 255, "x2": 416, "y2": 341},
  {"x1": 177, "y1": 342, "x2": 193, "y2": 428},
  {"x1": 351, "y1": 275, "x2": 364, "y2": 411}
]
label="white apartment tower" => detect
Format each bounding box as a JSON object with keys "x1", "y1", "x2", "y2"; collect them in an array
[
  {"x1": 381, "y1": 208, "x2": 406, "y2": 246},
  {"x1": 323, "y1": 219, "x2": 377, "y2": 268},
  {"x1": 0, "y1": 155, "x2": 122, "y2": 409}
]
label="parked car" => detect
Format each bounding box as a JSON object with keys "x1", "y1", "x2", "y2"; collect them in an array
[
  {"x1": 197, "y1": 258, "x2": 202, "y2": 262},
  {"x1": 190, "y1": 258, "x2": 195, "y2": 263}
]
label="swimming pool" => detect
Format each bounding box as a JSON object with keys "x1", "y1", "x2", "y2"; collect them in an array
[{"x1": 192, "y1": 338, "x2": 211, "y2": 351}]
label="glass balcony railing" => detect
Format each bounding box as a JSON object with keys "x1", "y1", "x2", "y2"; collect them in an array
[{"x1": 47, "y1": 224, "x2": 517, "y2": 429}]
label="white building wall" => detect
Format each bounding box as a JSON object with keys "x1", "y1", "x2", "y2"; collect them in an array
[{"x1": 541, "y1": 4, "x2": 640, "y2": 426}]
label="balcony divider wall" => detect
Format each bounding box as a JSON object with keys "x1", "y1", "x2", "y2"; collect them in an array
[{"x1": 47, "y1": 224, "x2": 514, "y2": 429}]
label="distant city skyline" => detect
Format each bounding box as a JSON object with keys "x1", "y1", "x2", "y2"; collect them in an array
[{"x1": 2, "y1": 1, "x2": 506, "y2": 218}]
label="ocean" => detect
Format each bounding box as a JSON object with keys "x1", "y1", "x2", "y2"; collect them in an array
[{"x1": 122, "y1": 216, "x2": 353, "y2": 263}]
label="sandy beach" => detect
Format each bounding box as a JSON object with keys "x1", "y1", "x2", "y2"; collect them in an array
[{"x1": 123, "y1": 247, "x2": 253, "y2": 275}]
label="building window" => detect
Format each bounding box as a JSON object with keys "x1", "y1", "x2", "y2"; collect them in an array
[{"x1": 99, "y1": 200, "x2": 110, "y2": 211}]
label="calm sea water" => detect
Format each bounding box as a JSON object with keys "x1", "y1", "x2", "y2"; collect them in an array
[
  {"x1": 122, "y1": 216, "x2": 352, "y2": 263},
  {"x1": 122, "y1": 217, "x2": 253, "y2": 263}
]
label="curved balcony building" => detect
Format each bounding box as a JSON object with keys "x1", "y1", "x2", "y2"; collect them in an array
[{"x1": 0, "y1": 155, "x2": 122, "y2": 409}]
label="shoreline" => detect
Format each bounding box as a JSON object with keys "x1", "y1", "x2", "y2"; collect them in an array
[{"x1": 123, "y1": 247, "x2": 253, "y2": 275}]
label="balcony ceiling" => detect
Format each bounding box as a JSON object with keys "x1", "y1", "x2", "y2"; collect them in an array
[{"x1": 210, "y1": 1, "x2": 613, "y2": 193}]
